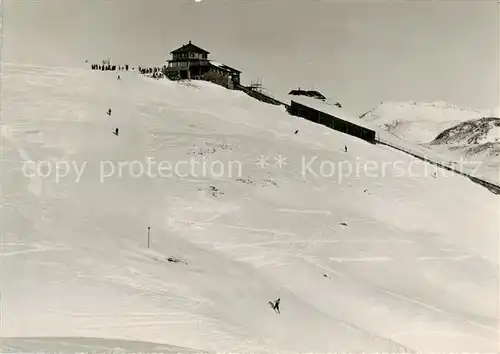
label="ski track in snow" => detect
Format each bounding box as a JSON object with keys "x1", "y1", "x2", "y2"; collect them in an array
[
  {"x1": 329, "y1": 256, "x2": 393, "y2": 262},
  {"x1": 167, "y1": 219, "x2": 297, "y2": 236}
]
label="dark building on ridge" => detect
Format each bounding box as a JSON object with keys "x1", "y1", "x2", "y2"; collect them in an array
[
  {"x1": 165, "y1": 41, "x2": 241, "y2": 89},
  {"x1": 288, "y1": 89, "x2": 326, "y2": 101},
  {"x1": 288, "y1": 99, "x2": 376, "y2": 143}
]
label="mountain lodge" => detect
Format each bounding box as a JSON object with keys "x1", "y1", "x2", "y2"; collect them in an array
[{"x1": 165, "y1": 41, "x2": 241, "y2": 89}]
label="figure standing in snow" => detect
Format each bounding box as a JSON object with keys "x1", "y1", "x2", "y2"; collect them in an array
[
  {"x1": 344, "y1": 145, "x2": 348, "y2": 152},
  {"x1": 117, "y1": 75, "x2": 121, "y2": 80},
  {"x1": 113, "y1": 128, "x2": 119, "y2": 136},
  {"x1": 272, "y1": 298, "x2": 280, "y2": 313},
  {"x1": 107, "y1": 108, "x2": 112, "y2": 116}
]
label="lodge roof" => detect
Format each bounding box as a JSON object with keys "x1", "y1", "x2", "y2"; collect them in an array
[
  {"x1": 171, "y1": 41, "x2": 210, "y2": 55},
  {"x1": 210, "y1": 61, "x2": 242, "y2": 73},
  {"x1": 288, "y1": 89, "x2": 326, "y2": 100}
]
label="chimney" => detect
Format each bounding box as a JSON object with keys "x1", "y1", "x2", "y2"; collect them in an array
[{"x1": 189, "y1": 40, "x2": 191, "y2": 44}]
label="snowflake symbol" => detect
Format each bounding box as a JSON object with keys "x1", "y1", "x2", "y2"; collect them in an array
[
  {"x1": 274, "y1": 155, "x2": 287, "y2": 168},
  {"x1": 255, "y1": 155, "x2": 269, "y2": 169}
]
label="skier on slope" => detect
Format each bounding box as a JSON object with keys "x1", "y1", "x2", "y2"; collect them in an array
[{"x1": 272, "y1": 297, "x2": 280, "y2": 314}]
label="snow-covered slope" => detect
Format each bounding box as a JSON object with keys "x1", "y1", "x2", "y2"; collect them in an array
[
  {"x1": 1, "y1": 63, "x2": 498, "y2": 353},
  {"x1": 359, "y1": 101, "x2": 486, "y2": 144},
  {"x1": 0, "y1": 337, "x2": 205, "y2": 354},
  {"x1": 358, "y1": 101, "x2": 500, "y2": 184},
  {"x1": 428, "y1": 117, "x2": 500, "y2": 185},
  {"x1": 431, "y1": 117, "x2": 500, "y2": 146}
]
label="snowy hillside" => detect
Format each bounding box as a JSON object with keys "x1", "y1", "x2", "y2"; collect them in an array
[
  {"x1": 431, "y1": 117, "x2": 500, "y2": 146},
  {"x1": 427, "y1": 117, "x2": 500, "y2": 188},
  {"x1": 1, "y1": 63, "x2": 498, "y2": 353},
  {"x1": 359, "y1": 101, "x2": 486, "y2": 144},
  {"x1": 358, "y1": 101, "x2": 500, "y2": 184},
  {"x1": 0, "y1": 337, "x2": 205, "y2": 354}
]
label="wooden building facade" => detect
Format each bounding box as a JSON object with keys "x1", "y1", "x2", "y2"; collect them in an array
[
  {"x1": 165, "y1": 41, "x2": 241, "y2": 89},
  {"x1": 289, "y1": 101, "x2": 376, "y2": 143}
]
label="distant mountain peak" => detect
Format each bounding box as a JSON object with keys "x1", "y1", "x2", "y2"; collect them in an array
[
  {"x1": 359, "y1": 100, "x2": 487, "y2": 144},
  {"x1": 431, "y1": 117, "x2": 500, "y2": 146},
  {"x1": 364, "y1": 100, "x2": 483, "y2": 115}
]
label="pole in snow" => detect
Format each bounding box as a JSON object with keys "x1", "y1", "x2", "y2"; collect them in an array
[{"x1": 148, "y1": 227, "x2": 151, "y2": 248}]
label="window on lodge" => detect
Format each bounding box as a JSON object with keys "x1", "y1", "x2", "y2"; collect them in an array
[
  {"x1": 170, "y1": 61, "x2": 188, "y2": 68},
  {"x1": 174, "y1": 53, "x2": 207, "y2": 60},
  {"x1": 189, "y1": 53, "x2": 203, "y2": 59}
]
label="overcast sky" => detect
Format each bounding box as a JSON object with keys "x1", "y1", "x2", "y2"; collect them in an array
[{"x1": 2, "y1": 0, "x2": 498, "y2": 115}]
